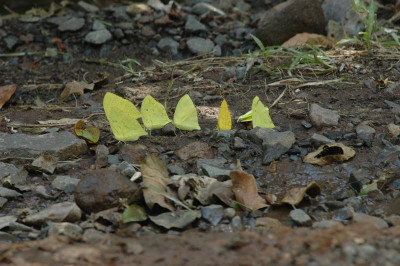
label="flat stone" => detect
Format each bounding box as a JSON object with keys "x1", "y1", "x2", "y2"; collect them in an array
[
  {"x1": 34, "y1": 185, "x2": 54, "y2": 199},
  {"x1": 85, "y1": 30, "x2": 112, "y2": 45},
  {"x1": 24, "y1": 202, "x2": 82, "y2": 226},
  {"x1": 0, "y1": 232, "x2": 17, "y2": 242},
  {"x1": 197, "y1": 158, "x2": 227, "y2": 170},
  {"x1": 157, "y1": 37, "x2": 179, "y2": 56},
  {"x1": 4, "y1": 35, "x2": 19, "y2": 50},
  {"x1": 0, "y1": 216, "x2": 17, "y2": 230},
  {"x1": 200, "y1": 164, "x2": 231, "y2": 181},
  {"x1": 333, "y1": 206, "x2": 354, "y2": 221},
  {"x1": 92, "y1": 20, "x2": 106, "y2": 31},
  {"x1": 186, "y1": 37, "x2": 215, "y2": 55},
  {"x1": 185, "y1": 15, "x2": 207, "y2": 32},
  {"x1": 190, "y1": 2, "x2": 225, "y2": 16},
  {"x1": 82, "y1": 228, "x2": 105, "y2": 243},
  {"x1": 0, "y1": 187, "x2": 21, "y2": 199},
  {"x1": 0, "y1": 132, "x2": 87, "y2": 160},
  {"x1": 58, "y1": 17, "x2": 85, "y2": 32},
  {"x1": 78, "y1": 1, "x2": 99, "y2": 13},
  {"x1": 51, "y1": 175, "x2": 80, "y2": 193},
  {"x1": 309, "y1": 103, "x2": 340, "y2": 128},
  {"x1": 95, "y1": 145, "x2": 109, "y2": 169},
  {"x1": 255, "y1": 0, "x2": 325, "y2": 45},
  {"x1": 201, "y1": 205, "x2": 224, "y2": 226},
  {"x1": 48, "y1": 222, "x2": 83, "y2": 240},
  {"x1": 231, "y1": 216, "x2": 244, "y2": 231},
  {"x1": 0, "y1": 162, "x2": 19, "y2": 179},
  {"x1": 349, "y1": 168, "x2": 372, "y2": 192},
  {"x1": 255, "y1": 217, "x2": 287, "y2": 232},
  {"x1": 356, "y1": 124, "x2": 375, "y2": 146},
  {"x1": 312, "y1": 220, "x2": 341, "y2": 229},
  {"x1": 310, "y1": 133, "x2": 334, "y2": 147},
  {"x1": 176, "y1": 141, "x2": 213, "y2": 161},
  {"x1": 352, "y1": 212, "x2": 388, "y2": 230},
  {"x1": 0, "y1": 197, "x2": 7, "y2": 208},
  {"x1": 290, "y1": 209, "x2": 312, "y2": 226},
  {"x1": 74, "y1": 169, "x2": 139, "y2": 213},
  {"x1": 118, "y1": 161, "x2": 136, "y2": 177},
  {"x1": 126, "y1": 3, "x2": 151, "y2": 15},
  {"x1": 233, "y1": 137, "x2": 247, "y2": 149},
  {"x1": 30, "y1": 154, "x2": 58, "y2": 174}
]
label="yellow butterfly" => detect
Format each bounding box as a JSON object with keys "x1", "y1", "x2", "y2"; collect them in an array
[
  {"x1": 141, "y1": 95, "x2": 171, "y2": 130},
  {"x1": 173, "y1": 94, "x2": 201, "y2": 131},
  {"x1": 217, "y1": 99, "x2": 232, "y2": 130},
  {"x1": 251, "y1": 96, "x2": 275, "y2": 128},
  {"x1": 103, "y1": 92, "x2": 147, "y2": 141}
]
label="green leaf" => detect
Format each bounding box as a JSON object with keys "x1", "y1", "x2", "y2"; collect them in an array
[{"x1": 122, "y1": 204, "x2": 148, "y2": 223}]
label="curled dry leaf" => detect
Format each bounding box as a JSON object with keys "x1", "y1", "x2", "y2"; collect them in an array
[
  {"x1": 61, "y1": 80, "x2": 95, "y2": 100},
  {"x1": 280, "y1": 181, "x2": 321, "y2": 206},
  {"x1": 170, "y1": 174, "x2": 233, "y2": 206},
  {"x1": 0, "y1": 84, "x2": 17, "y2": 109},
  {"x1": 141, "y1": 154, "x2": 174, "y2": 211},
  {"x1": 230, "y1": 170, "x2": 268, "y2": 211},
  {"x1": 149, "y1": 210, "x2": 201, "y2": 230},
  {"x1": 73, "y1": 120, "x2": 100, "y2": 144},
  {"x1": 303, "y1": 143, "x2": 355, "y2": 166}
]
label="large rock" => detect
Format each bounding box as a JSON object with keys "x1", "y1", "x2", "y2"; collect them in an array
[
  {"x1": 255, "y1": 0, "x2": 325, "y2": 45},
  {"x1": 74, "y1": 170, "x2": 139, "y2": 213},
  {"x1": 0, "y1": 132, "x2": 87, "y2": 160}
]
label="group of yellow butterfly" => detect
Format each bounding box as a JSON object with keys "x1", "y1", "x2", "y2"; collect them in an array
[{"x1": 103, "y1": 92, "x2": 275, "y2": 142}]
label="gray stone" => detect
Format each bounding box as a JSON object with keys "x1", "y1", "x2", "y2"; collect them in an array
[
  {"x1": 114, "y1": 28, "x2": 125, "y2": 39},
  {"x1": 231, "y1": 216, "x2": 244, "y2": 231},
  {"x1": 4, "y1": 35, "x2": 18, "y2": 50},
  {"x1": 186, "y1": 37, "x2": 215, "y2": 55},
  {"x1": 356, "y1": 124, "x2": 375, "y2": 146},
  {"x1": 322, "y1": 0, "x2": 352, "y2": 22},
  {"x1": 310, "y1": 133, "x2": 334, "y2": 147},
  {"x1": 92, "y1": 20, "x2": 106, "y2": 31},
  {"x1": 9, "y1": 222, "x2": 37, "y2": 232},
  {"x1": 214, "y1": 34, "x2": 229, "y2": 47},
  {"x1": 200, "y1": 164, "x2": 231, "y2": 181},
  {"x1": 0, "y1": 216, "x2": 17, "y2": 230},
  {"x1": 0, "y1": 163, "x2": 18, "y2": 180},
  {"x1": 190, "y1": 2, "x2": 225, "y2": 16},
  {"x1": 309, "y1": 103, "x2": 340, "y2": 128},
  {"x1": 167, "y1": 164, "x2": 185, "y2": 175},
  {"x1": 215, "y1": 130, "x2": 235, "y2": 141},
  {"x1": 95, "y1": 145, "x2": 109, "y2": 169},
  {"x1": 352, "y1": 212, "x2": 388, "y2": 230},
  {"x1": 0, "y1": 132, "x2": 87, "y2": 160},
  {"x1": 333, "y1": 206, "x2": 354, "y2": 221},
  {"x1": 85, "y1": 30, "x2": 112, "y2": 44},
  {"x1": 78, "y1": 1, "x2": 99, "y2": 13},
  {"x1": 118, "y1": 161, "x2": 136, "y2": 177},
  {"x1": 157, "y1": 37, "x2": 179, "y2": 55},
  {"x1": 197, "y1": 158, "x2": 227, "y2": 170},
  {"x1": 248, "y1": 128, "x2": 295, "y2": 164},
  {"x1": 51, "y1": 175, "x2": 80, "y2": 192},
  {"x1": 201, "y1": 204, "x2": 224, "y2": 226},
  {"x1": 34, "y1": 185, "x2": 54, "y2": 199},
  {"x1": 58, "y1": 17, "x2": 85, "y2": 32},
  {"x1": 0, "y1": 187, "x2": 21, "y2": 199},
  {"x1": 349, "y1": 168, "x2": 372, "y2": 192},
  {"x1": 290, "y1": 209, "x2": 312, "y2": 226},
  {"x1": 48, "y1": 222, "x2": 83, "y2": 240},
  {"x1": 185, "y1": 15, "x2": 207, "y2": 32},
  {"x1": 255, "y1": 0, "x2": 325, "y2": 45},
  {"x1": 0, "y1": 232, "x2": 17, "y2": 242},
  {"x1": 24, "y1": 202, "x2": 82, "y2": 226},
  {"x1": 223, "y1": 208, "x2": 236, "y2": 219},
  {"x1": 82, "y1": 228, "x2": 105, "y2": 243},
  {"x1": 30, "y1": 154, "x2": 58, "y2": 174},
  {"x1": 0, "y1": 197, "x2": 7, "y2": 208},
  {"x1": 75, "y1": 169, "x2": 139, "y2": 213},
  {"x1": 385, "y1": 100, "x2": 400, "y2": 115},
  {"x1": 107, "y1": 154, "x2": 121, "y2": 165},
  {"x1": 312, "y1": 220, "x2": 341, "y2": 229},
  {"x1": 233, "y1": 137, "x2": 246, "y2": 149}
]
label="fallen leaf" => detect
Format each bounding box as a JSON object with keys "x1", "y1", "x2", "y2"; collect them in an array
[
  {"x1": 282, "y1": 33, "x2": 337, "y2": 49},
  {"x1": 170, "y1": 174, "x2": 233, "y2": 206},
  {"x1": 141, "y1": 154, "x2": 174, "y2": 211},
  {"x1": 303, "y1": 143, "x2": 356, "y2": 166},
  {"x1": 73, "y1": 120, "x2": 100, "y2": 144},
  {"x1": 122, "y1": 204, "x2": 147, "y2": 223},
  {"x1": 61, "y1": 80, "x2": 95, "y2": 100},
  {"x1": 230, "y1": 170, "x2": 268, "y2": 211},
  {"x1": 280, "y1": 181, "x2": 321, "y2": 206},
  {"x1": 0, "y1": 85, "x2": 17, "y2": 109},
  {"x1": 149, "y1": 210, "x2": 201, "y2": 229}
]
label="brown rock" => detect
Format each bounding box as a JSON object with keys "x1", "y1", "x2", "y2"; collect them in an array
[
  {"x1": 175, "y1": 141, "x2": 213, "y2": 161},
  {"x1": 255, "y1": 0, "x2": 325, "y2": 46},
  {"x1": 121, "y1": 144, "x2": 148, "y2": 164},
  {"x1": 352, "y1": 212, "x2": 388, "y2": 230},
  {"x1": 74, "y1": 170, "x2": 139, "y2": 213}
]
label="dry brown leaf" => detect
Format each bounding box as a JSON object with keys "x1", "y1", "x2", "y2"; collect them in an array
[
  {"x1": 282, "y1": 33, "x2": 337, "y2": 49},
  {"x1": 141, "y1": 154, "x2": 174, "y2": 211},
  {"x1": 230, "y1": 170, "x2": 268, "y2": 211},
  {"x1": 61, "y1": 81, "x2": 94, "y2": 100},
  {"x1": 280, "y1": 181, "x2": 321, "y2": 206},
  {"x1": 0, "y1": 84, "x2": 17, "y2": 109},
  {"x1": 303, "y1": 143, "x2": 356, "y2": 166}
]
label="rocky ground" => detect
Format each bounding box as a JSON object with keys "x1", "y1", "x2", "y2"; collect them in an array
[{"x1": 1, "y1": 0, "x2": 400, "y2": 265}]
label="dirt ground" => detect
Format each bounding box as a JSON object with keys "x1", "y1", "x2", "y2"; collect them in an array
[{"x1": 2, "y1": 1, "x2": 400, "y2": 265}]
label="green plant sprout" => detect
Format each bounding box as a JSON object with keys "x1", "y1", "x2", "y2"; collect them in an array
[
  {"x1": 164, "y1": 77, "x2": 174, "y2": 108},
  {"x1": 117, "y1": 57, "x2": 141, "y2": 74}
]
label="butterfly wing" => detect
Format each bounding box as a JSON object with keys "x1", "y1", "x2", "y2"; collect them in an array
[
  {"x1": 173, "y1": 94, "x2": 201, "y2": 131},
  {"x1": 252, "y1": 96, "x2": 275, "y2": 128},
  {"x1": 217, "y1": 99, "x2": 232, "y2": 130},
  {"x1": 141, "y1": 95, "x2": 171, "y2": 130}
]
